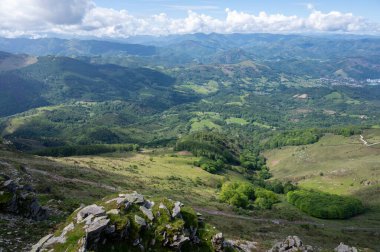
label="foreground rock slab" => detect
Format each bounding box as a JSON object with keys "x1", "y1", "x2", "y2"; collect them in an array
[{"x1": 31, "y1": 191, "x2": 234, "y2": 251}]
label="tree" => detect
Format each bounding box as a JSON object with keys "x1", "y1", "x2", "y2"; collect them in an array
[{"x1": 219, "y1": 182, "x2": 256, "y2": 208}]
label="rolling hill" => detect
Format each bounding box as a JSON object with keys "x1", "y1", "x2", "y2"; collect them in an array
[{"x1": 1, "y1": 34, "x2": 380, "y2": 251}]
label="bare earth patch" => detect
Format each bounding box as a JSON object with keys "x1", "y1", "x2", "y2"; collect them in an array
[{"x1": 177, "y1": 151, "x2": 192, "y2": 156}]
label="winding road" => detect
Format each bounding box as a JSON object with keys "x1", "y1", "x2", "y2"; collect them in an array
[{"x1": 359, "y1": 135, "x2": 380, "y2": 147}]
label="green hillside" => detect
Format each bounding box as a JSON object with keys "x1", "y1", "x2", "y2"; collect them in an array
[{"x1": 1, "y1": 34, "x2": 380, "y2": 251}]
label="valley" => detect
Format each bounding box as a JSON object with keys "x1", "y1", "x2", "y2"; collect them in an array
[
  {"x1": 0, "y1": 33, "x2": 380, "y2": 251},
  {"x1": 1, "y1": 135, "x2": 380, "y2": 250}
]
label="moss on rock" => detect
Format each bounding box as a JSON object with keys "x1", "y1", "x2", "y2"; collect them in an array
[
  {"x1": 0, "y1": 191, "x2": 13, "y2": 206},
  {"x1": 33, "y1": 191, "x2": 229, "y2": 252}
]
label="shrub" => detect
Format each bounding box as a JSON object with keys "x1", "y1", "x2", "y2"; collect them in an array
[
  {"x1": 194, "y1": 158, "x2": 225, "y2": 174},
  {"x1": 283, "y1": 181, "x2": 298, "y2": 194},
  {"x1": 33, "y1": 144, "x2": 139, "y2": 157},
  {"x1": 254, "y1": 188, "x2": 279, "y2": 209},
  {"x1": 264, "y1": 129, "x2": 321, "y2": 149},
  {"x1": 174, "y1": 132, "x2": 239, "y2": 164},
  {"x1": 287, "y1": 190, "x2": 364, "y2": 219},
  {"x1": 258, "y1": 167, "x2": 272, "y2": 180},
  {"x1": 239, "y1": 151, "x2": 267, "y2": 171},
  {"x1": 219, "y1": 182, "x2": 255, "y2": 208}
]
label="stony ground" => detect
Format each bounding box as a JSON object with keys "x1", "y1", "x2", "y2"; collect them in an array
[{"x1": 0, "y1": 213, "x2": 50, "y2": 252}]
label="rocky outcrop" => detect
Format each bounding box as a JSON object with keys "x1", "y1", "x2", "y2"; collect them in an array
[
  {"x1": 211, "y1": 233, "x2": 257, "y2": 252},
  {"x1": 0, "y1": 176, "x2": 47, "y2": 221},
  {"x1": 268, "y1": 236, "x2": 314, "y2": 252},
  {"x1": 32, "y1": 191, "x2": 223, "y2": 251},
  {"x1": 228, "y1": 239, "x2": 257, "y2": 252},
  {"x1": 212, "y1": 232, "x2": 225, "y2": 251},
  {"x1": 334, "y1": 243, "x2": 358, "y2": 252}
]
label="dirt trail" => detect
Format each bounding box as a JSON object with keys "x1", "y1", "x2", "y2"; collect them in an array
[
  {"x1": 194, "y1": 207, "x2": 380, "y2": 232},
  {"x1": 4, "y1": 160, "x2": 380, "y2": 233},
  {"x1": 194, "y1": 207, "x2": 325, "y2": 226},
  {"x1": 25, "y1": 167, "x2": 118, "y2": 191}
]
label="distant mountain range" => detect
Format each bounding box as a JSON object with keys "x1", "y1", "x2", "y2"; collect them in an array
[
  {"x1": 0, "y1": 37, "x2": 156, "y2": 56},
  {"x1": 1, "y1": 34, "x2": 380, "y2": 150},
  {"x1": 1, "y1": 33, "x2": 380, "y2": 63}
]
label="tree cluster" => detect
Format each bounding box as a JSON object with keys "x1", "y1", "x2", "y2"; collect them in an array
[{"x1": 287, "y1": 190, "x2": 364, "y2": 219}]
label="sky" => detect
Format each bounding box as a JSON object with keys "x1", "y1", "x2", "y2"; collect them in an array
[{"x1": 0, "y1": 0, "x2": 379, "y2": 38}]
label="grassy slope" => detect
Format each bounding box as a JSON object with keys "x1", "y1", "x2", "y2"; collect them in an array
[
  {"x1": 2, "y1": 143, "x2": 380, "y2": 250},
  {"x1": 264, "y1": 131, "x2": 380, "y2": 250},
  {"x1": 0, "y1": 147, "x2": 248, "y2": 250},
  {"x1": 264, "y1": 131, "x2": 380, "y2": 195}
]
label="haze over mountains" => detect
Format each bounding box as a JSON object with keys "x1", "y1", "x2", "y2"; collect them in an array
[
  {"x1": 0, "y1": 31, "x2": 380, "y2": 252},
  {"x1": 1, "y1": 1, "x2": 380, "y2": 251},
  {"x1": 1, "y1": 34, "x2": 380, "y2": 62}
]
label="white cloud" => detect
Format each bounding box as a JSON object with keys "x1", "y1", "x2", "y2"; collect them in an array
[
  {"x1": 306, "y1": 10, "x2": 368, "y2": 32},
  {"x1": 0, "y1": 0, "x2": 92, "y2": 29},
  {"x1": 165, "y1": 5, "x2": 220, "y2": 11},
  {"x1": 0, "y1": 0, "x2": 378, "y2": 38}
]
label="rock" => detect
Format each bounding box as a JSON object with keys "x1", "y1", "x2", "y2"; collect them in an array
[
  {"x1": 29, "y1": 199, "x2": 47, "y2": 221},
  {"x1": 116, "y1": 197, "x2": 126, "y2": 205},
  {"x1": 77, "y1": 204, "x2": 105, "y2": 223},
  {"x1": 125, "y1": 191, "x2": 145, "y2": 204},
  {"x1": 212, "y1": 233, "x2": 225, "y2": 252},
  {"x1": 30, "y1": 234, "x2": 53, "y2": 252},
  {"x1": 22, "y1": 184, "x2": 34, "y2": 192},
  {"x1": 41, "y1": 223, "x2": 75, "y2": 248},
  {"x1": 3, "y1": 180, "x2": 17, "y2": 192},
  {"x1": 293, "y1": 236, "x2": 302, "y2": 247},
  {"x1": 105, "y1": 197, "x2": 118, "y2": 204},
  {"x1": 144, "y1": 200, "x2": 154, "y2": 209},
  {"x1": 124, "y1": 201, "x2": 131, "y2": 210},
  {"x1": 106, "y1": 196, "x2": 126, "y2": 206},
  {"x1": 140, "y1": 206, "x2": 154, "y2": 221},
  {"x1": 227, "y1": 239, "x2": 257, "y2": 252},
  {"x1": 62, "y1": 222, "x2": 75, "y2": 236},
  {"x1": 78, "y1": 237, "x2": 87, "y2": 252},
  {"x1": 158, "y1": 202, "x2": 170, "y2": 218},
  {"x1": 107, "y1": 209, "x2": 120, "y2": 215},
  {"x1": 172, "y1": 201, "x2": 181, "y2": 218},
  {"x1": 268, "y1": 236, "x2": 313, "y2": 252},
  {"x1": 133, "y1": 238, "x2": 141, "y2": 246},
  {"x1": 334, "y1": 243, "x2": 358, "y2": 252},
  {"x1": 86, "y1": 218, "x2": 110, "y2": 240},
  {"x1": 134, "y1": 215, "x2": 147, "y2": 226},
  {"x1": 43, "y1": 234, "x2": 68, "y2": 247},
  {"x1": 32, "y1": 191, "x2": 223, "y2": 252},
  {"x1": 82, "y1": 214, "x2": 95, "y2": 225},
  {"x1": 105, "y1": 224, "x2": 116, "y2": 234},
  {"x1": 0, "y1": 179, "x2": 47, "y2": 221},
  {"x1": 170, "y1": 234, "x2": 190, "y2": 249}
]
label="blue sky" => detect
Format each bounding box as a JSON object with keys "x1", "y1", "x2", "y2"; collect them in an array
[
  {"x1": 0, "y1": 0, "x2": 379, "y2": 38},
  {"x1": 93, "y1": 0, "x2": 380, "y2": 22}
]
